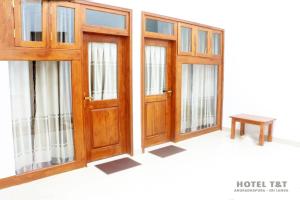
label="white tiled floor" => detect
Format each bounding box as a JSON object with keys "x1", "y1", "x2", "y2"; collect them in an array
[{"x1": 1, "y1": 130, "x2": 300, "y2": 200}]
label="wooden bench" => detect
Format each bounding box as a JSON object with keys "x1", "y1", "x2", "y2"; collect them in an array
[{"x1": 230, "y1": 114, "x2": 275, "y2": 146}]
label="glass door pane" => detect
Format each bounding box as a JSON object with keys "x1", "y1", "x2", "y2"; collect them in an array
[
  {"x1": 88, "y1": 42, "x2": 118, "y2": 100},
  {"x1": 145, "y1": 45, "x2": 166, "y2": 95},
  {"x1": 180, "y1": 27, "x2": 192, "y2": 52},
  {"x1": 57, "y1": 6, "x2": 75, "y2": 43},
  {"x1": 197, "y1": 30, "x2": 208, "y2": 54},
  {"x1": 21, "y1": 0, "x2": 43, "y2": 41},
  {"x1": 181, "y1": 64, "x2": 218, "y2": 134},
  {"x1": 8, "y1": 61, "x2": 74, "y2": 174},
  {"x1": 212, "y1": 33, "x2": 221, "y2": 55}
]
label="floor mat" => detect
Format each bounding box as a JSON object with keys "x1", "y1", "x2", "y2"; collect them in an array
[
  {"x1": 95, "y1": 157, "x2": 141, "y2": 174},
  {"x1": 149, "y1": 145, "x2": 186, "y2": 158}
]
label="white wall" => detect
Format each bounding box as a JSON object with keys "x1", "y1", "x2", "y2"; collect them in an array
[
  {"x1": 1, "y1": 0, "x2": 300, "y2": 178},
  {"x1": 0, "y1": 62, "x2": 17, "y2": 178}
]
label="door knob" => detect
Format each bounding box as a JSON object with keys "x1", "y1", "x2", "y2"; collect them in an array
[
  {"x1": 84, "y1": 96, "x2": 93, "y2": 101},
  {"x1": 163, "y1": 89, "x2": 173, "y2": 94}
]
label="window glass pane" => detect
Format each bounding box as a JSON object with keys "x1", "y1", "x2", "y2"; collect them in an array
[
  {"x1": 145, "y1": 19, "x2": 174, "y2": 35},
  {"x1": 21, "y1": 0, "x2": 43, "y2": 41},
  {"x1": 8, "y1": 61, "x2": 74, "y2": 174},
  {"x1": 57, "y1": 6, "x2": 75, "y2": 43},
  {"x1": 145, "y1": 46, "x2": 166, "y2": 95},
  {"x1": 88, "y1": 42, "x2": 118, "y2": 100},
  {"x1": 197, "y1": 30, "x2": 208, "y2": 54},
  {"x1": 212, "y1": 33, "x2": 221, "y2": 55},
  {"x1": 180, "y1": 27, "x2": 192, "y2": 52},
  {"x1": 85, "y1": 9, "x2": 125, "y2": 29},
  {"x1": 181, "y1": 64, "x2": 218, "y2": 134}
]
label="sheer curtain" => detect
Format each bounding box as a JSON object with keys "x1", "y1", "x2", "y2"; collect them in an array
[
  {"x1": 145, "y1": 45, "x2": 166, "y2": 95},
  {"x1": 57, "y1": 6, "x2": 75, "y2": 43},
  {"x1": 22, "y1": 0, "x2": 42, "y2": 41},
  {"x1": 9, "y1": 61, "x2": 74, "y2": 174},
  {"x1": 180, "y1": 27, "x2": 192, "y2": 52},
  {"x1": 181, "y1": 64, "x2": 218, "y2": 134},
  {"x1": 88, "y1": 42, "x2": 117, "y2": 100}
]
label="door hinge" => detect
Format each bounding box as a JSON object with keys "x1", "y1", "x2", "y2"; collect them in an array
[
  {"x1": 12, "y1": 0, "x2": 15, "y2": 8},
  {"x1": 13, "y1": 29, "x2": 16, "y2": 38}
]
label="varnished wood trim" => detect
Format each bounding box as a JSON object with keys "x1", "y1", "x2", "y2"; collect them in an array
[
  {"x1": 50, "y1": 1, "x2": 81, "y2": 49},
  {"x1": 80, "y1": 5, "x2": 129, "y2": 36},
  {"x1": 0, "y1": 160, "x2": 86, "y2": 189},
  {"x1": 14, "y1": 0, "x2": 48, "y2": 48}
]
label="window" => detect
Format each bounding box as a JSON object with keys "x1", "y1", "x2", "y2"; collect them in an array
[
  {"x1": 197, "y1": 30, "x2": 208, "y2": 54},
  {"x1": 212, "y1": 33, "x2": 221, "y2": 55},
  {"x1": 56, "y1": 6, "x2": 75, "y2": 43},
  {"x1": 21, "y1": 0, "x2": 43, "y2": 41},
  {"x1": 144, "y1": 45, "x2": 166, "y2": 95},
  {"x1": 180, "y1": 27, "x2": 192, "y2": 52},
  {"x1": 7, "y1": 61, "x2": 74, "y2": 174},
  {"x1": 181, "y1": 64, "x2": 218, "y2": 134},
  {"x1": 85, "y1": 9, "x2": 126, "y2": 29},
  {"x1": 145, "y1": 19, "x2": 174, "y2": 35},
  {"x1": 88, "y1": 42, "x2": 118, "y2": 100}
]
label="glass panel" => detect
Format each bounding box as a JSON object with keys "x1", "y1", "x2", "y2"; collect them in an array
[
  {"x1": 21, "y1": 0, "x2": 43, "y2": 41},
  {"x1": 180, "y1": 27, "x2": 192, "y2": 52},
  {"x1": 8, "y1": 61, "x2": 74, "y2": 174},
  {"x1": 145, "y1": 46, "x2": 166, "y2": 96},
  {"x1": 181, "y1": 64, "x2": 218, "y2": 134},
  {"x1": 212, "y1": 33, "x2": 221, "y2": 55},
  {"x1": 197, "y1": 30, "x2": 208, "y2": 54},
  {"x1": 145, "y1": 19, "x2": 174, "y2": 35},
  {"x1": 85, "y1": 9, "x2": 125, "y2": 29},
  {"x1": 88, "y1": 42, "x2": 118, "y2": 100},
  {"x1": 57, "y1": 6, "x2": 75, "y2": 43}
]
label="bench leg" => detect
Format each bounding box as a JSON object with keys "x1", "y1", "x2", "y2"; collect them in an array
[
  {"x1": 240, "y1": 122, "x2": 245, "y2": 136},
  {"x1": 268, "y1": 123, "x2": 273, "y2": 142},
  {"x1": 230, "y1": 119, "x2": 236, "y2": 139},
  {"x1": 259, "y1": 124, "x2": 264, "y2": 146}
]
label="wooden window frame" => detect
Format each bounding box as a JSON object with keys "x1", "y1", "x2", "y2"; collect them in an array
[
  {"x1": 143, "y1": 15, "x2": 177, "y2": 41},
  {"x1": 81, "y1": 5, "x2": 129, "y2": 36},
  {"x1": 211, "y1": 30, "x2": 223, "y2": 58},
  {"x1": 0, "y1": 0, "x2": 133, "y2": 189},
  {"x1": 195, "y1": 27, "x2": 211, "y2": 57},
  {"x1": 14, "y1": 0, "x2": 48, "y2": 48},
  {"x1": 174, "y1": 57, "x2": 224, "y2": 142},
  {"x1": 177, "y1": 22, "x2": 195, "y2": 56},
  {"x1": 50, "y1": 1, "x2": 81, "y2": 49},
  {"x1": 0, "y1": 55, "x2": 85, "y2": 189}
]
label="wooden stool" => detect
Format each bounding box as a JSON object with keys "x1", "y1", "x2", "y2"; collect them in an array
[{"x1": 230, "y1": 114, "x2": 275, "y2": 146}]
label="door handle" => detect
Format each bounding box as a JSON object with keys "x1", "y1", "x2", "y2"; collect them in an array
[
  {"x1": 84, "y1": 96, "x2": 93, "y2": 101},
  {"x1": 163, "y1": 89, "x2": 173, "y2": 94}
]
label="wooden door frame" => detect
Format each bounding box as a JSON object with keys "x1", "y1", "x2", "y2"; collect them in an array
[
  {"x1": 82, "y1": 33, "x2": 131, "y2": 162},
  {"x1": 141, "y1": 12, "x2": 224, "y2": 150},
  {"x1": 0, "y1": 0, "x2": 132, "y2": 189},
  {"x1": 141, "y1": 13, "x2": 177, "y2": 152}
]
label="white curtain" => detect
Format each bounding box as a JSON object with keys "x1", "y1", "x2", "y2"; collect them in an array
[
  {"x1": 212, "y1": 33, "x2": 220, "y2": 55},
  {"x1": 88, "y1": 42, "x2": 117, "y2": 100},
  {"x1": 9, "y1": 61, "x2": 74, "y2": 174},
  {"x1": 57, "y1": 6, "x2": 75, "y2": 43},
  {"x1": 21, "y1": 0, "x2": 42, "y2": 41},
  {"x1": 145, "y1": 45, "x2": 166, "y2": 95},
  {"x1": 181, "y1": 64, "x2": 218, "y2": 134},
  {"x1": 181, "y1": 27, "x2": 192, "y2": 52}
]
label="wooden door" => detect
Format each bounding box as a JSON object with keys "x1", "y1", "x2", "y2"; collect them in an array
[
  {"x1": 83, "y1": 34, "x2": 126, "y2": 162},
  {"x1": 143, "y1": 39, "x2": 173, "y2": 147}
]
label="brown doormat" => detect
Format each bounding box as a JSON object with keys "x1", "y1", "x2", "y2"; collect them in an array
[
  {"x1": 95, "y1": 157, "x2": 141, "y2": 174},
  {"x1": 149, "y1": 145, "x2": 186, "y2": 158}
]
